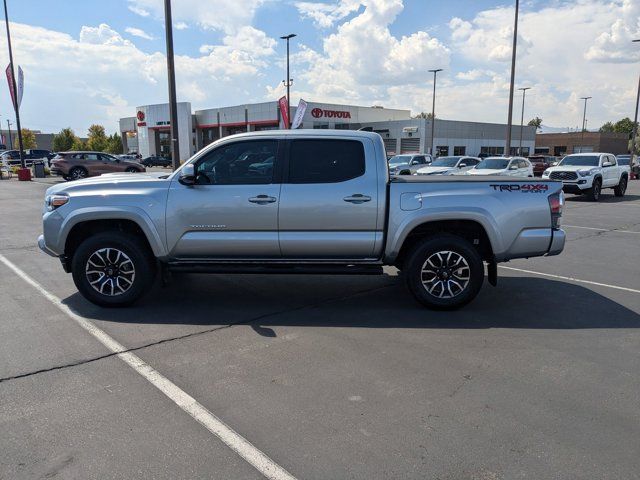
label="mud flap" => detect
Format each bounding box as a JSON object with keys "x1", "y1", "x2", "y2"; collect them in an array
[{"x1": 487, "y1": 261, "x2": 498, "y2": 287}]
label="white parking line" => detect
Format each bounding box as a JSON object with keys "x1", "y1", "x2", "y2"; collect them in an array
[
  {"x1": 499, "y1": 266, "x2": 640, "y2": 294},
  {"x1": 0, "y1": 253, "x2": 297, "y2": 480},
  {"x1": 564, "y1": 225, "x2": 640, "y2": 234}
]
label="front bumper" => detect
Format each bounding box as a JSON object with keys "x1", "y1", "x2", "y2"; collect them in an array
[{"x1": 38, "y1": 234, "x2": 57, "y2": 257}]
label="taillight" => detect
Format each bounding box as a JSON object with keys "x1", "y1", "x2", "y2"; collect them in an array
[{"x1": 548, "y1": 191, "x2": 564, "y2": 228}]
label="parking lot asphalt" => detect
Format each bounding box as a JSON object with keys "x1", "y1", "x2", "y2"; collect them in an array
[{"x1": 1, "y1": 176, "x2": 639, "y2": 479}]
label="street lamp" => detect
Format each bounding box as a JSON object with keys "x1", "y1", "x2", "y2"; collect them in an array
[
  {"x1": 428, "y1": 68, "x2": 443, "y2": 156},
  {"x1": 518, "y1": 87, "x2": 531, "y2": 155},
  {"x1": 280, "y1": 34, "x2": 296, "y2": 129},
  {"x1": 505, "y1": 0, "x2": 520, "y2": 156},
  {"x1": 580, "y1": 96, "x2": 592, "y2": 153},
  {"x1": 3, "y1": 0, "x2": 25, "y2": 169},
  {"x1": 631, "y1": 39, "x2": 640, "y2": 158},
  {"x1": 163, "y1": 0, "x2": 180, "y2": 170}
]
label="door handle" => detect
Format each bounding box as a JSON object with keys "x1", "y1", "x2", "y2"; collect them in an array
[
  {"x1": 248, "y1": 195, "x2": 277, "y2": 204},
  {"x1": 343, "y1": 194, "x2": 371, "y2": 204}
]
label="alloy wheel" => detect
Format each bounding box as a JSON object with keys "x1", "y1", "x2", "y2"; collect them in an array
[
  {"x1": 420, "y1": 250, "x2": 471, "y2": 299},
  {"x1": 85, "y1": 247, "x2": 136, "y2": 296}
]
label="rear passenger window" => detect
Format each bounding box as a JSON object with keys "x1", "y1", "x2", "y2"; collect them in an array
[{"x1": 289, "y1": 139, "x2": 365, "y2": 184}]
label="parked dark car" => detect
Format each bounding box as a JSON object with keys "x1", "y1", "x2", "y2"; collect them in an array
[
  {"x1": 528, "y1": 155, "x2": 555, "y2": 176},
  {"x1": 1, "y1": 149, "x2": 56, "y2": 167},
  {"x1": 141, "y1": 155, "x2": 172, "y2": 168},
  {"x1": 50, "y1": 151, "x2": 146, "y2": 180}
]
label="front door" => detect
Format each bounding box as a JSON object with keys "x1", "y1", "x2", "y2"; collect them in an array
[
  {"x1": 278, "y1": 137, "x2": 380, "y2": 258},
  {"x1": 602, "y1": 154, "x2": 617, "y2": 186},
  {"x1": 165, "y1": 139, "x2": 282, "y2": 258}
]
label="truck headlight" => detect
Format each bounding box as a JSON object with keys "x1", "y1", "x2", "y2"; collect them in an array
[
  {"x1": 45, "y1": 194, "x2": 69, "y2": 211},
  {"x1": 578, "y1": 169, "x2": 597, "y2": 177}
]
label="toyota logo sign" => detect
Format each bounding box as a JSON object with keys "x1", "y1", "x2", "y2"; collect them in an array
[
  {"x1": 137, "y1": 111, "x2": 145, "y2": 121},
  {"x1": 311, "y1": 108, "x2": 352, "y2": 119}
]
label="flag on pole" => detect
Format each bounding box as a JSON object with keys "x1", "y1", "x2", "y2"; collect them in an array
[
  {"x1": 278, "y1": 96, "x2": 290, "y2": 129},
  {"x1": 5, "y1": 63, "x2": 23, "y2": 110},
  {"x1": 291, "y1": 99, "x2": 307, "y2": 130}
]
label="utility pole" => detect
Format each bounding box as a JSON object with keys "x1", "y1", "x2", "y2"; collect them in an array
[
  {"x1": 580, "y1": 96, "x2": 592, "y2": 153},
  {"x1": 631, "y1": 39, "x2": 640, "y2": 158},
  {"x1": 428, "y1": 68, "x2": 443, "y2": 156},
  {"x1": 518, "y1": 87, "x2": 531, "y2": 155},
  {"x1": 3, "y1": 0, "x2": 25, "y2": 169},
  {"x1": 505, "y1": 0, "x2": 520, "y2": 157},
  {"x1": 6, "y1": 119, "x2": 12, "y2": 147},
  {"x1": 163, "y1": 0, "x2": 180, "y2": 170},
  {"x1": 280, "y1": 34, "x2": 296, "y2": 129}
]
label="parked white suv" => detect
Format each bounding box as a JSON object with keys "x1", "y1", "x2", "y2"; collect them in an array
[
  {"x1": 466, "y1": 157, "x2": 533, "y2": 177},
  {"x1": 415, "y1": 156, "x2": 480, "y2": 176},
  {"x1": 542, "y1": 153, "x2": 629, "y2": 201}
]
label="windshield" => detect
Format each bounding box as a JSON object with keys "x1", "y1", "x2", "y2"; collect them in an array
[
  {"x1": 559, "y1": 155, "x2": 599, "y2": 167},
  {"x1": 475, "y1": 158, "x2": 509, "y2": 170},
  {"x1": 388, "y1": 155, "x2": 412, "y2": 166},
  {"x1": 430, "y1": 157, "x2": 460, "y2": 168}
]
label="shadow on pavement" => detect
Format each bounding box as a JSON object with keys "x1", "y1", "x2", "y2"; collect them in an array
[
  {"x1": 62, "y1": 273, "x2": 640, "y2": 331},
  {"x1": 565, "y1": 193, "x2": 640, "y2": 203}
]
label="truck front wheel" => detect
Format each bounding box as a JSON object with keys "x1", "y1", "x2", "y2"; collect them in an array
[
  {"x1": 404, "y1": 234, "x2": 484, "y2": 310},
  {"x1": 587, "y1": 178, "x2": 601, "y2": 201},
  {"x1": 71, "y1": 231, "x2": 156, "y2": 307}
]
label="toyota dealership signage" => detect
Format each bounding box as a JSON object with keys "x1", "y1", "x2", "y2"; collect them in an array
[
  {"x1": 311, "y1": 108, "x2": 351, "y2": 119},
  {"x1": 136, "y1": 110, "x2": 146, "y2": 127}
]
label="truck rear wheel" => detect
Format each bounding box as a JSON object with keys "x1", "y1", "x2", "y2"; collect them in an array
[
  {"x1": 614, "y1": 176, "x2": 627, "y2": 197},
  {"x1": 71, "y1": 231, "x2": 156, "y2": 307},
  {"x1": 404, "y1": 234, "x2": 484, "y2": 310}
]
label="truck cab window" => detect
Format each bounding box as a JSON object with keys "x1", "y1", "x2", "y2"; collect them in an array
[
  {"x1": 289, "y1": 139, "x2": 365, "y2": 184},
  {"x1": 195, "y1": 140, "x2": 277, "y2": 185}
]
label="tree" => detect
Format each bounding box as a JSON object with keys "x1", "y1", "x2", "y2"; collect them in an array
[
  {"x1": 613, "y1": 117, "x2": 635, "y2": 136},
  {"x1": 599, "y1": 121, "x2": 615, "y2": 133},
  {"x1": 86, "y1": 124, "x2": 108, "y2": 152},
  {"x1": 71, "y1": 137, "x2": 86, "y2": 151},
  {"x1": 414, "y1": 112, "x2": 434, "y2": 119},
  {"x1": 52, "y1": 127, "x2": 78, "y2": 152},
  {"x1": 14, "y1": 129, "x2": 37, "y2": 149},
  {"x1": 527, "y1": 117, "x2": 543, "y2": 130},
  {"x1": 105, "y1": 133, "x2": 123, "y2": 154}
]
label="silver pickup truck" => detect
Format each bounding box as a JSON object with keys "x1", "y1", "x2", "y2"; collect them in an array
[{"x1": 38, "y1": 130, "x2": 565, "y2": 309}]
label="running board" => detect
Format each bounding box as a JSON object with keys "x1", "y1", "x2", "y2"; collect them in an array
[{"x1": 167, "y1": 262, "x2": 384, "y2": 275}]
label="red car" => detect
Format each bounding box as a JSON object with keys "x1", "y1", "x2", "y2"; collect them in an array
[{"x1": 528, "y1": 155, "x2": 555, "y2": 176}]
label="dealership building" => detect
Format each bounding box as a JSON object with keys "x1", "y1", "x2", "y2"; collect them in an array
[{"x1": 119, "y1": 100, "x2": 536, "y2": 161}]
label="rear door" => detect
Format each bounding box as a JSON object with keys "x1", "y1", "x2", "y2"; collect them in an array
[
  {"x1": 278, "y1": 137, "x2": 380, "y2": 258},
  {"x1": 165, "y1": 139, "x2": 282, "y2": 258}
]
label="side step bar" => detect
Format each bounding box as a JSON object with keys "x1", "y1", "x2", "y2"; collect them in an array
[{"x1": 167, "y1": 262, "x2": 384, "y2": 276}]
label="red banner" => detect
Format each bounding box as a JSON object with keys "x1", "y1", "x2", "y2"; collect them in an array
[
  {"x1": 6, "y1": 64, "x2": 15, "y2": 109},
  {"x1": 278, "y1": 96, "x2": 290, "y2": 129}
]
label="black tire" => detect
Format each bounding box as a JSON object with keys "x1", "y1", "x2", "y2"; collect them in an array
[
  {"x1": 125, "y1": 167, "x2": 138, "y2": 173},
  {"x1": 587, "y1": 178, "x2": 601, "y2": 201},
  {"x1": 404, "y1": 234, "x2": 484, "y2": 310},
  {"x1": 71, "y1": 231, "x2": 156, "y2": 307},
  {"x1": 69, "y1": 167, "x2": 88, "y2": 180},
  {"x1": 62, "y1": 175, "x2": 70, "y2": 181},
  {"x1": 614, "y1": 176, "x2": 627, "y2": 197}
]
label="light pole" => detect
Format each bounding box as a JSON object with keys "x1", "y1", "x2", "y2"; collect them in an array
[
  {"x1": 580, "y1": 96, "x2": 592, "y2": 153},
  {"x1": 518, "y1": 87, "x2": 531, "y2": 155},
  {"x1": 6, "y1": 119, "x2": 12, "y2": 148},
  {"x1": 3, "y1": 0, "x2": 25, "y2": 169},
  {"x1": 505, "y1": 0, "x2": 520, "y2": 156},
  {"x1": 280, "y1": 34, "x2": 296, "y2": 129},
  {"x1": 631, "y1": 39, "x2": 640, "y2": 158},
  {"x1": 163, "y1": 0, "x2": 180, "y2": 170},
  {"x1": 428, "y1": 68, "x2": 442, "y2": 156}
]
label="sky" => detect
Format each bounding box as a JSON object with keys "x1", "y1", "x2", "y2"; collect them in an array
[{"x1": 0, "y1": 0, "x2": 639, "y2": 135}]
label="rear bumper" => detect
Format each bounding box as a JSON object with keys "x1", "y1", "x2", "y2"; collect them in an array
[{"x1": 546, "y1": 228, "x2": 566, "y2": 256}]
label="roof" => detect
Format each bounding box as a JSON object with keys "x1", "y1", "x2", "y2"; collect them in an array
[{"x1": 220, "y1": 129, "x2": 382, "y2": 141}]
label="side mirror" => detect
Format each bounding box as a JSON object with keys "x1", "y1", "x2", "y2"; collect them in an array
[
  {"x1": 602, "y1": 161, "x2": 613, "y2": 167},
  {"x1": 179, "y1": 164, "x2": 196, "y2": 185},
  {"x1": 509, "y1": 165, "x2": 518, "y2": 170},
  {"x1": 458, "y1": 163, "x2": 467, "y2": 168}
]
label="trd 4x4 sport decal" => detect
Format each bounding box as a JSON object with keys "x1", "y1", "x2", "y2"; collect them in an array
[{"x1": 490, "y1": 184, "x2": 549, "y2": 192}]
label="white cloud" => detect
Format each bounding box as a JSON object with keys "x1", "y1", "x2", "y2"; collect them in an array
[
  {"x1": 295, "y1": 0, "x2": 362, "y2": 28},
  {"x1": 128, "y1": 4, "x2": 150, "y2": 17},
  {"x1": 174, "y1": 22, "x2": 189, "y2": 30},
  {"x1": 127, "y1": 0, "x2": 267, "y2": 33},
  {"x1": 125, "y1": 27, "x2": 154, "y2": 40},
  {"x1": 0, "y1": 21, "x2": 277, "y2": 133},
  {"x1": 585, "y1": 0, "x2": 640, "y2": 62}
]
